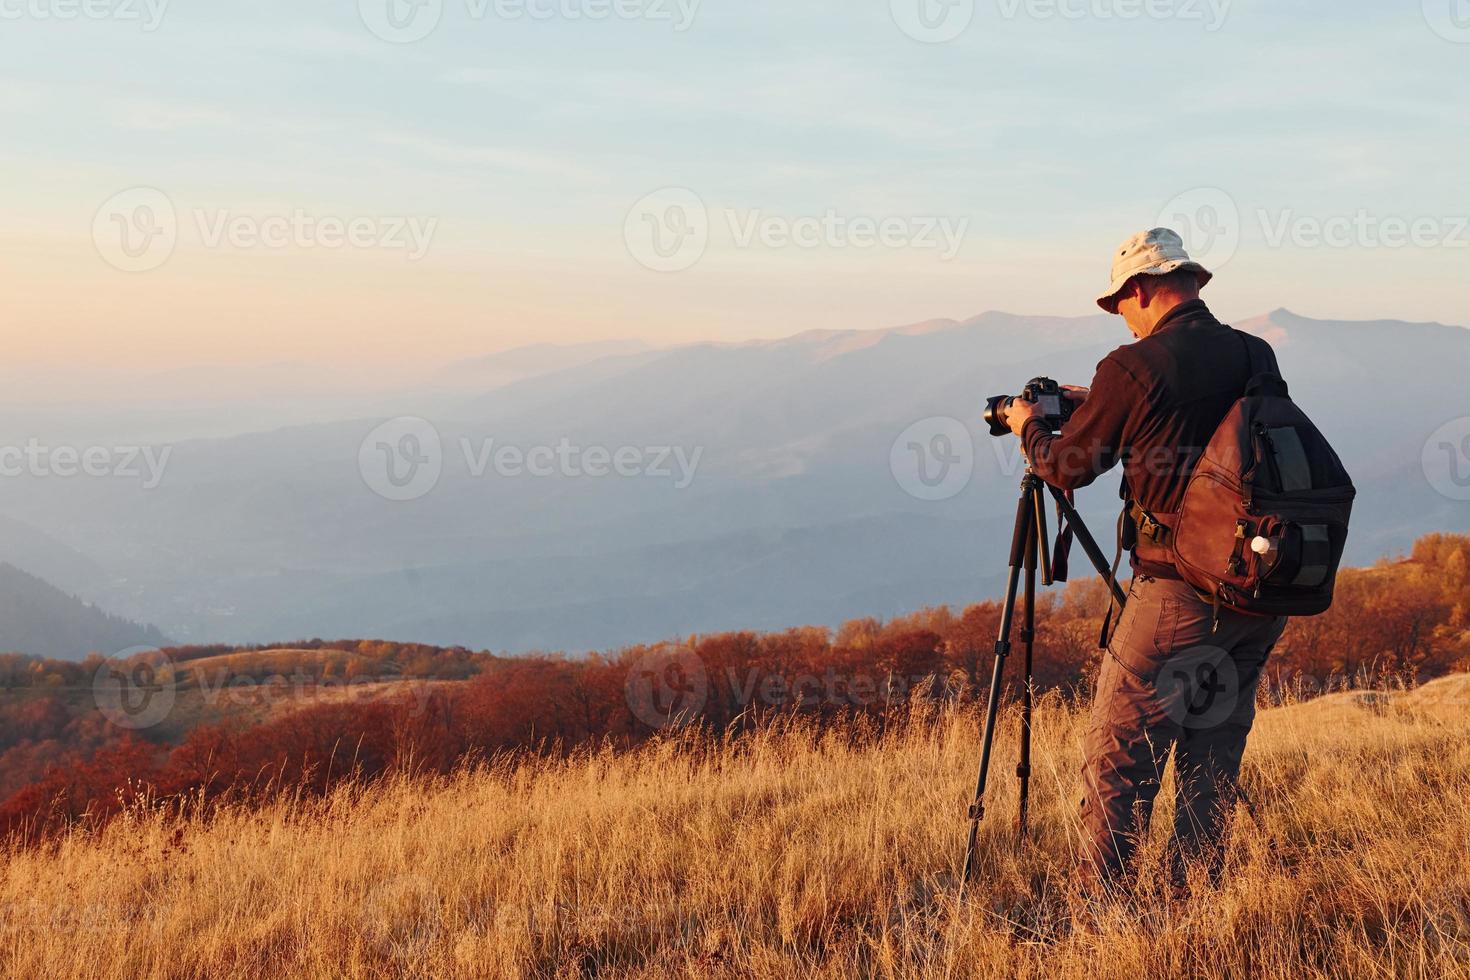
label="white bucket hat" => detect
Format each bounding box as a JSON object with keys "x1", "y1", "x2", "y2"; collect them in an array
[{"x1": 1096, "y1": 227, "x2": 1213, "y2": 314}]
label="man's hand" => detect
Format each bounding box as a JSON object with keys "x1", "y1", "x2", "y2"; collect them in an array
[
  {"x1": 1005, "y1": 397, "x2": 1041, "y2": 437},
  {"x1": 1062, "y1": 385, "x2": 1090, "y2": 404}
]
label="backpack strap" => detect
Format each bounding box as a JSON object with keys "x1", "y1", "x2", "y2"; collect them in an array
[
  {"x1": 1130, "y1": 502, "x2": 1173, "y2": 547},
  {"x1": 1121, "y1": 330, "x2": 1262, "y2": 572},
  {"x1": 1130, "y1": 501, "x2": 1177, "y2": 568},
  {"x1": 1098, "y1": 509, "x2": 1128, "y2": 649},
  {"x1": 1238, "y1": 329, "x2": 1290, "y2": 398}
]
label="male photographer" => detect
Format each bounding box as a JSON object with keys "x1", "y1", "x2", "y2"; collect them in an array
[{"x1": 1000, "y1": 228, "x2": 1288, "y2": 892}]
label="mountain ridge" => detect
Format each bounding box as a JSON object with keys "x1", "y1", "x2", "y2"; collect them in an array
[
  {"x1": 0, "y1": 563, "x2": 170, "y2": 660},
  {"x1": 2, "y1": 308, "x2": 1466, "y2": 652}
]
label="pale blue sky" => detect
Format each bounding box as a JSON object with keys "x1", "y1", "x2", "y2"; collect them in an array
[{"x1": 2, "y1": 0, "x2": 1467, "y2": 374}]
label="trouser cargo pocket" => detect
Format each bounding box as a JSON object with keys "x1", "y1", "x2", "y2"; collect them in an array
[{"x1": 1105, "y1": 581, "x2": 1180, "y2": 683}]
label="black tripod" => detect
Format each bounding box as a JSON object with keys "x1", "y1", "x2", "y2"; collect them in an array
[{"x1": 960, "y1": 469, "x2": 1128, "y2": 887}]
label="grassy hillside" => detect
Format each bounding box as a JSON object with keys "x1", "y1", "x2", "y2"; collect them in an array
[
  {"x1": 3, "y1": 534, "x2": 1468, "y2": 857},
  {"x1": 0, "y1": 645, "x2": 462, "y2": 761},
  {"x1": 3, "y1": 678, "x2": 1466, "y2": 979}
]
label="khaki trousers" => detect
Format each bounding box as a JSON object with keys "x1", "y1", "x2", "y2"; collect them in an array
[{"x1": 1079, "y1": 575, "x2": 1287, "y2": 884}]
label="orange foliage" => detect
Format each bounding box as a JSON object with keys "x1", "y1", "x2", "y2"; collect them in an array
[{"x1": 2, "y1": 533, "x2": 1468, "y2": 844}]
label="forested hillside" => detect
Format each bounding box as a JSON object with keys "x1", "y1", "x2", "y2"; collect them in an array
[
  {"x1": 2, "y1": 534, "x2": 1467, "y2": 843},
  {"x1": 0, "y1": 563, "x2": 169, "y2": 660}
]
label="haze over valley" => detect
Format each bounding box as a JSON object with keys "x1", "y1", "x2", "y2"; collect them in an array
[{"x1": 3, "y1": 307, "x2": 1465, "y2": 657}]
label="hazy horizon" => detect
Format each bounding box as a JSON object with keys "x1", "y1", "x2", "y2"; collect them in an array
[
  {"x1": 4, "y1": 302, "x2": 1465, "y2": 406},
  {"x1": 3, "y1": 305, "x2": 1466, "y2": 656}
]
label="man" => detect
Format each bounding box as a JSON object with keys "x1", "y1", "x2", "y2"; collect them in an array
[{"x1": 1001, "y1": 228, "x2": 1288, "y2": 890}]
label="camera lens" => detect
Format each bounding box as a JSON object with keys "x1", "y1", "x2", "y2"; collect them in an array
[{"x1": 984, "y1": 395, "x2": 1013, "y2": 438}]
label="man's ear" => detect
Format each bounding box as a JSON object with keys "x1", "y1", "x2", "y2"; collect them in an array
[{"x1": 1132, "y1": 279, "x2": 1153, "y2": 309}]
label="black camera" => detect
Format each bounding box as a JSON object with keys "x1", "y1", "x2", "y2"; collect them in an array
[{"x1": 984, "y1": 377, "x2": 1076, "y2": 438}]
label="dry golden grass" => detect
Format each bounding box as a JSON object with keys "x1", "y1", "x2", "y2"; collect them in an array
[{"x1": 2, "y1": 679, "x2": 1468, "y2": 980}]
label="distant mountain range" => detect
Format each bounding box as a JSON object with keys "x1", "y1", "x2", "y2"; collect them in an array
[
  {"x1": 1, "y1": 308, "x2": 1466, "y2": 653},
  {"x1": 436, "y1": 340, "x2": 654, "y2": 390},
  {"x1": 0, "y1": 563, "x2": 169, "y2": 660}
]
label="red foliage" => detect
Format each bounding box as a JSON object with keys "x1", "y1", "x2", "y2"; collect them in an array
[
  {"x1": 0, "y1": 737, "x2": 160, "y2": 841},
  {"x1": 3, "y1": 533, "x2": 1468, "y2": 845}
]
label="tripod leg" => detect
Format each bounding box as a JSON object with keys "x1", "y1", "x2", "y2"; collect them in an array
[
  {"x1": 1046, "y1": 484, "x2": 1128, "y2": 608},
  {"x1": 1032, "y1": 482, "x2": 1052, "y2": 587},
  {"x1": 962, "y1": 482, "x2": 1035, "y2": 886},
  {"x1": 1017, "y1": 500, "x2": 1038, "y2": 841}
]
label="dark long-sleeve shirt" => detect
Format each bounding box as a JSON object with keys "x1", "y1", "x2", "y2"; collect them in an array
[{"x1": 1021, "y1": 299, "x2": 1279, "y2": 579}]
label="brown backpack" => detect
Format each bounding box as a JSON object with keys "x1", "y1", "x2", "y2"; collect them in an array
[{"x1": 1163, "y1": 348, "x2": 1356, "y2": 619}]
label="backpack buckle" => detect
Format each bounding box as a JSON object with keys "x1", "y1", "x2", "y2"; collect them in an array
[
  {"x1": 1131, "y1": 505, "x2": 1171, "y2": 545},
  {"x1": 1227, "y1": 519, "x2": 1252, "y2": 576}
]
